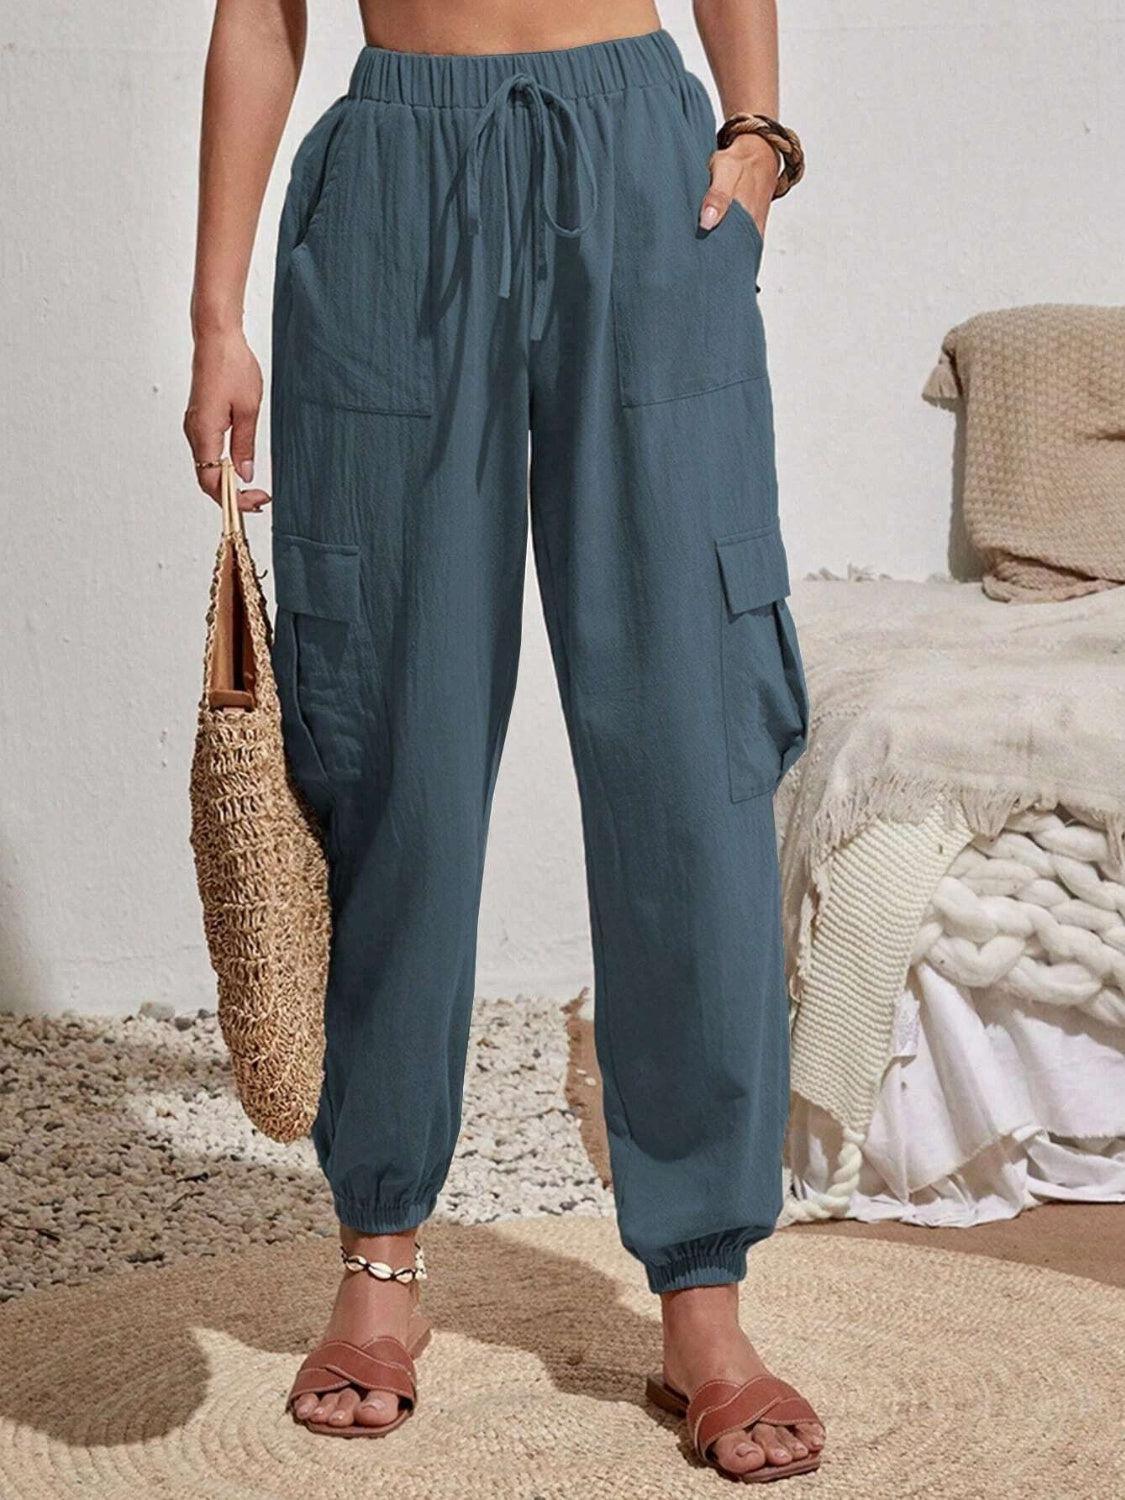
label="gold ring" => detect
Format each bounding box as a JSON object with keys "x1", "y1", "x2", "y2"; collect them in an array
[{"x1": 195, "y1": 458, "x2": 225, "y2": 470}]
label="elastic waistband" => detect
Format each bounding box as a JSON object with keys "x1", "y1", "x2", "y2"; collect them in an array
[{"x1": 348, "y1": 28, "x2": 686, "y2": 107}]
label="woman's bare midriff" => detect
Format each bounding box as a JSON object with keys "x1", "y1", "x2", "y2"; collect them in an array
[{"x1": 359, "y1": 0, "x2": 662, "y2": 55}]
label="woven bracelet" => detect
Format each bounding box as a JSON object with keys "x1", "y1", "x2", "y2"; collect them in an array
[{"x1": 716, "y1": 113, "x2": 805, "y2": 200}]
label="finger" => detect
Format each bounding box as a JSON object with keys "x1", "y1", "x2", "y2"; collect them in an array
[
  {"x1": 700, "y1": 152, "x2": 742, "y2": 230},
  {"x1": 229, "y1": 400, "x2": 258, "y2": 486},
  {"x1": 237, "y1": 486, "x2": 272, "y2": 512},
  {"x1": 183, "y1": 402, "x2": 229, "y2": 503}
]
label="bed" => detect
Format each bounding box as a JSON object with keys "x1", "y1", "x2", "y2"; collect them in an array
[{"x1": 777, "y1": 576, "x2": 1125, "y2": 1225}]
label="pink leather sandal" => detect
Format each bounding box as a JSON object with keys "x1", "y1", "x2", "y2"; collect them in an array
[
  {"x1": 647, "y1": 1369, "x2": 824, "y2": 1483},
  {"x1": 288, "y1": 1244, "x2": 431, "y2": 1439}
]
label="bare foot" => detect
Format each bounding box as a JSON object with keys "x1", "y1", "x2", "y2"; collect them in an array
[
  {"x1": 661, "y1": 1284, "x2": 825, "y2": 1479},
  {"x1": 291, "y1": 1229, "x2": 426, "y2": 1432}
]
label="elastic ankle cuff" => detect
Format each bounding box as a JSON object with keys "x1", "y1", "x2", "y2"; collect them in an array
[
  {"x1": 644, "y1": 1242, "x2": 752, "y2": 1294},
  {"x1": 331, "y1": 1192, "x2": 436, "y2": 1237}
]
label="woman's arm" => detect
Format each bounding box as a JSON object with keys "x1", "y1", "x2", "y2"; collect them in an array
[
  {"x1": 184, "y1": 0, "x2": 306, "y2": 506},
  {"x1": 692, "y1": 0, "x2": 782, "y2": 236}
]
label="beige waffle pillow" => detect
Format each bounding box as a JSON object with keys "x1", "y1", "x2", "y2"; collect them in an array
[{"x1": 924, "y1": 304, "x2": 1125, "y2": 601}]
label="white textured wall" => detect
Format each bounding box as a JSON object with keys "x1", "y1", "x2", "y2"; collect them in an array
[{"x1": 2, "y1": 2, "x2": 1122, "y2": 1014}]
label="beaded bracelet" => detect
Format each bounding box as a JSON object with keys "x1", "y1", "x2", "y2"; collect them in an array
[{"x1": 715, "y1": 114, "x2": 805, "y2": 200}]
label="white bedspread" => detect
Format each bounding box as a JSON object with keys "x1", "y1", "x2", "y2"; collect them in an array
[{"x1": 789, "y1": 964, "x2": 1125, "y2": 1227}]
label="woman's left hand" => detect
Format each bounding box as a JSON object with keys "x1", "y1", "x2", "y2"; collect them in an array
[{"x1": 699, "y1": 132, "x2": 778, "y2": 237}]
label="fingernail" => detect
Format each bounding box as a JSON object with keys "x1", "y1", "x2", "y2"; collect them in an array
[
  {"x1": 238, "y1": 461, "x2": 253, "y2": 482},
  {"x1": 700, "y1": 204, "x2": 720, "y2": 230}
]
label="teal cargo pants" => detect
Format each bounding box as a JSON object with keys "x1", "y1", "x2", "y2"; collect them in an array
[{"x1": 271, "y1": 30, "x2": 808, "y2": 1292}]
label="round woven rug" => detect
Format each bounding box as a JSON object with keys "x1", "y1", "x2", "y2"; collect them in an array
[{"x1": 1, "y1": 1216, "x2": 1121, "y2": 1498}]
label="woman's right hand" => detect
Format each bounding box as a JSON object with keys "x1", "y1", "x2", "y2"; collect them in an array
[{"x1": 183, "y1": 327, "x2": 272, "y2": 510}]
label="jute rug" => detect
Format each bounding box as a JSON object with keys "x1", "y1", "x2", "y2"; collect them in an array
[{"x1": 1, "y1": 1217, "x2": 1121, "y2": 1499}]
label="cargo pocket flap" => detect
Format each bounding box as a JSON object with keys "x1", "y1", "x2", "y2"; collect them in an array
[
  {"x1": 716, "y1": 526, "x2": 791, "y2": 615},
  {"x1": 273, "y1": 533, "x2": 360, "y2": 621}
]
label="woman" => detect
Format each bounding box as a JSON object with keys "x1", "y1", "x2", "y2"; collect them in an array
[{"x1": 185, "y1": 0, "x2": 820, "y2": 1481}]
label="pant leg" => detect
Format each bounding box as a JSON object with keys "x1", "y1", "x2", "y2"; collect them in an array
[
  {"x1": 270, "y1": 92, "x2": 532, "y2": 1232},
  {"x1": 530, "y1": 60, "x2": 809, "y2": 1291}
]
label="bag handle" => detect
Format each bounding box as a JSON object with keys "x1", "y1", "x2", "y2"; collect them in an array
[
  {"x1": 219, "y1": 457, "x2": 245, "y2": 539},
  {"x1": 205, "y1": 457, "x2": 257, "y2": 711}
]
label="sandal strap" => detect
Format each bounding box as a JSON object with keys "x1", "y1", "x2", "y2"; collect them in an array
[
  {"x1": 688, "y1": 1375, "x2": 821, "y2": 1459},
  {"x1": 287, "y1": 1335, "x2": 417, "y2": 1410}
]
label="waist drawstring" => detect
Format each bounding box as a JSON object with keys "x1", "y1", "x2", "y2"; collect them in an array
[{"x1": 463, "y1": 73, "x2": 599, "y2": 342}]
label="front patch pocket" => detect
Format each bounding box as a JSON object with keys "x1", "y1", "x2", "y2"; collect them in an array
[
  {"x1": 282, "y1": 105, "x2": 433, "y2": 417},
  {"x1": 717, "y1": 525, "x2": 809, "y2": 802},
  {"x1": 611, "y1": 78, "x2": 767, "y2": 408},
  {"x1": 271, "y1": 534, "x2": 364, "y2": 821}
]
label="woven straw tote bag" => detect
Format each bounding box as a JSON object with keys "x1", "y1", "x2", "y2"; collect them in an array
[{"x1": 189, "y1": 459, "x2": 330, "y2": 1142}]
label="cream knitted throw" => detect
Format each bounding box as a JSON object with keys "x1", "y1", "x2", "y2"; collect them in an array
[
  {"x1": 788, "y1": 799, "x2": 971, "y2": 1138},
  {"x1": 777, "y1": 577, "x2": 1125, "y2": 1031},
  {"x1": 923, "y1": 304, "x2": 1125, "y2": 602}
]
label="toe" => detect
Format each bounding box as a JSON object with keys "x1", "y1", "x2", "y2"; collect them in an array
[
  {"x1": 782, "y1": 1427, "x2": 809, "y2": 1459},
  {"x1": 710, "y1": 1431, "x2": 768, "y2": 1477},
  {"x1": 313, "y1": 1386, "x2": 343, "y2": 1422},
  {"x1": 356, "y1": 1390, "x2": 402, "y2": 1428},
  {"x1": 328, "y1": 1389, "x2": 361, "y2": 1427},
  {"x1": 751, "y1": 1422, "x2": 794, "y2": 1467},
  {"x1": 794, "y1": 1420, "x2": 825, "y2": 1452},
  {"x1": 311, "y1": 1391, "x2": 339, "y2": 1425},
  {"x1": 292, "y1": 1393, "x2": 319, "y2": 1422}
]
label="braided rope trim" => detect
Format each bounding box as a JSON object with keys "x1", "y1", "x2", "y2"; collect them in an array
[
  {"x1": 716, "y1": 113, "x2": 805, "y2": 200},
  {"x1": 340, "y1": 1244, "x2": 428, "y2": 1283},
  {"x1": 777, "y1": 1129, "x2": 866, "y2": 1225}
]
